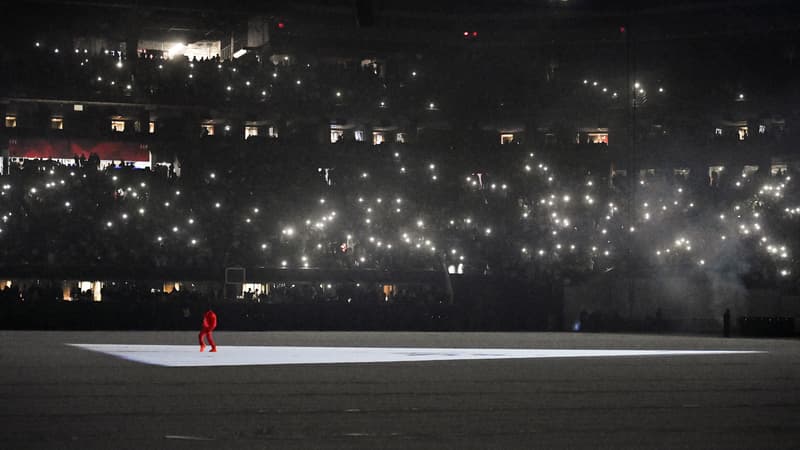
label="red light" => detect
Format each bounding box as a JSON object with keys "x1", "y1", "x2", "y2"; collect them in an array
[
  {"x1": 619, "y1": 26, "x2": 625, "y2": 33},
  {"x1": 472, "y1": 31, "x2": 478, "y2": 37},
  {"x1": 278, "y1": 22, "x2": 285, "y2": 29},
  {"x1": 463, "y1": 31, "x2": 469, "y2": 37}
]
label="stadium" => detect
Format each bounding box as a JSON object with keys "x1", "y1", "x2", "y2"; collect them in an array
[
  {"x1": 0, "y1": 2, "x2": 799, "y2": 448},
  {"x1": 1, "y1": 1, "x2": 797, "y2": 334}
]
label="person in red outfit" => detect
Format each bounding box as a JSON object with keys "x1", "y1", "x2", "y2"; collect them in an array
[{"x1": 199, "y1": 308, "x2": 218, "y2": 352}]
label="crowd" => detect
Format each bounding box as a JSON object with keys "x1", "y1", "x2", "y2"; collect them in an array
[
  {"x1": 0, "y1": 40, "x2": 797, "y2": 296},
  {"x1": 0, "y1": 134, "x2": 796, "y2": 291},
  {"x1": 2, "y1": 42, "x2": 404, "y2": 113}
]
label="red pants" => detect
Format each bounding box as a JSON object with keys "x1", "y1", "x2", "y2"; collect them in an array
[{"x1": 198, "y1": 329, "x2": 216, "y2": 349}]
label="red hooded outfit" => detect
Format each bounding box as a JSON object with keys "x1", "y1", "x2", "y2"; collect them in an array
[{"x1": 199, "y1": 310, "x2": 217, "y2": 352}]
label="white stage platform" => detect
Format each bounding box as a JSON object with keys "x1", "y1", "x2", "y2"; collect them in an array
[{"x1": 68, "y1": 343, "x2": 761, "y2": 367}]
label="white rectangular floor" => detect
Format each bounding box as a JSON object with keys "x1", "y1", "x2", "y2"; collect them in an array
[{"x1": 68, "y1": 343, "x2": 761, "y2": 367}]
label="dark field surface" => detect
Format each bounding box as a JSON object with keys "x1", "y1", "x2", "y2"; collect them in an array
[{"x1": 1, "y1": 331, "x2": 798, "y2": 449}]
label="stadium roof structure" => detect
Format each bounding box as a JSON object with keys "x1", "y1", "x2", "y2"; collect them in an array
[{"x1": 7, "y1": 0, "x2": 800, "y2": 47}]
